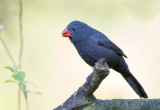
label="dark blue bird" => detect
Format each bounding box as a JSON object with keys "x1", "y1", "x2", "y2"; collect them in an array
[{"x1": 62, "y1": 20, "x2": 148, "y2": 98}]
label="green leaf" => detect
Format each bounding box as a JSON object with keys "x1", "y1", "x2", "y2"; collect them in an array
[
  {"x1": 23, "y1": 80, "x2": 37, "y2": 87},
  {"x1": 5, "y1": 80, "x2": 17, "y2": 84},
  {"x1": 23, "y1": 83, "x2": 26, "y2": 90},
  {"x1": 5, "y1": 66, "x2": 16, "y2": 72},
  {"x1": 35, "y1": 92, "x2": 42, "y2": 95},
  {"x1": 0, "y1": 24, "x2": 6, "y2": 30},
  {"x1": 23, "y1": 84, "x2": 27, "y2": 97},
  {"x1": 5, "y1": 66, "x2": 21, "y2": 73},
  {"x1": 26, "y1": 91, "x2": 42, "y2": 95},
  {"x1": 12, "y1": 72, "x2": 25, "y2": 83}
]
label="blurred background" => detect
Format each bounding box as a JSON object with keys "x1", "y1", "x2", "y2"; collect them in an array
[{"x1": 0, "y1": 0, "x2": 160, "y2": 110}]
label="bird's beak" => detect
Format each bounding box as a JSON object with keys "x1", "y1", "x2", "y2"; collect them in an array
[{"x1": 61, "y1": 28, "x2": 72, "y2": 37}]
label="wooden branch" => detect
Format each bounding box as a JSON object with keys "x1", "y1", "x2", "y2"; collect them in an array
[
  {"x1": 53, "y1": 58, "x2": 160, "y2": 110},
  {"x1": 96, "y1": 99, "x2": 160, "y2": 110}
]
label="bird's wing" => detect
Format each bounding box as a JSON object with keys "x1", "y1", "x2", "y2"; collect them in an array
[{"x1": 92, "y1": 34, "x2": 128, "y2": 58}]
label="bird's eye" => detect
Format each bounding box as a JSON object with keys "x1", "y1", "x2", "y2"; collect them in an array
[{"x1": 72, "y1": 28, "x2": 77, "y2": 31}]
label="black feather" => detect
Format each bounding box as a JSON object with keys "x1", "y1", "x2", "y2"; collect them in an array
[{"x1": 65, "y1": 20, "x2": 148, "y2": 98}]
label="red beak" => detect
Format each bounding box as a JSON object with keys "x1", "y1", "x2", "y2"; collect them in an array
[{"x1": 61, "y1": 28, "x2": 71, "y2": 37}]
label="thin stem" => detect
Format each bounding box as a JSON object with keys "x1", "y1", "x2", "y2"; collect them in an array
[
  {"x1": 19, "y1": 0, "x2": 23, "y2": 69},
  {"x1": 18, "y1": 0, "x2": 24, "y2": 110},
  {"x1": 18, "y1": 84, "x2": 21, "y2": 110},
  {"x1": 24, "y1": 94, "x2": 29, "y2": 110},
  {"x1": 0, "y1": 35, "x2": 16, "y2": 66}
]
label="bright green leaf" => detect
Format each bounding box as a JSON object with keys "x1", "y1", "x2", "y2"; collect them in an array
[
  {"x1": 5, "y1": 80, "x2": 17, "y2": 84},
  {"x1": 5, "y1": 66, "x2": 16, "y2": 72},
  {"x1": 5, "y1": 66, "x2": 21, "y2": 73},
  {"x1": 12, "y1": 72, "x2": 25, "y2": 83}
]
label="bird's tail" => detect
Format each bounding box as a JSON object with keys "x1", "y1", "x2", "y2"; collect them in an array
[
  {"x1": 113, "y1": 57, "x2": 148, "y2": 98},
  {"x1": 120, "y1": 70, "x2": 148, "y2": 98}
]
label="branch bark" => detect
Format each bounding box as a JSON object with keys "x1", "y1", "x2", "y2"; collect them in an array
[{"x1": 54, "y1": 58, "x2": 160, "y2": 110}]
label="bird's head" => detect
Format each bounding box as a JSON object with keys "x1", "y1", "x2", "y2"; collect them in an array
[{"x1": 62, "y1": 20, "x2": 90, "y2": 43}]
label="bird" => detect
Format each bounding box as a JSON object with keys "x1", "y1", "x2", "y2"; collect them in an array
[{"x1": 61, "y1": 20, "x2": 148, "y2": 98}]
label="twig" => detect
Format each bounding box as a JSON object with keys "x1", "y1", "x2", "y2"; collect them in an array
[
  {"x1": 0, "y1": 35, "x2": 16, "y2": 66},
  {"x1": 18, "y1": 0, "x2": 24, "y2": 110},
  {"x1": 25, "y1": 94, "x2": 29, "y2": 110},
  {"x1": 19, "y1": 0, "x2": 23, "y2": 69},
  {"x1": 18, "y1": 84, "x2": 21, "y2": 110}
]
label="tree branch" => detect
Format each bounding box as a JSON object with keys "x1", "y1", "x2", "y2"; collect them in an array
[
  {"x1": 54, "y1": 58, "x2": 109, "y2": 110},
  {"x1": 54, "y1": 58, "x2": 160, "y2": 110}
]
